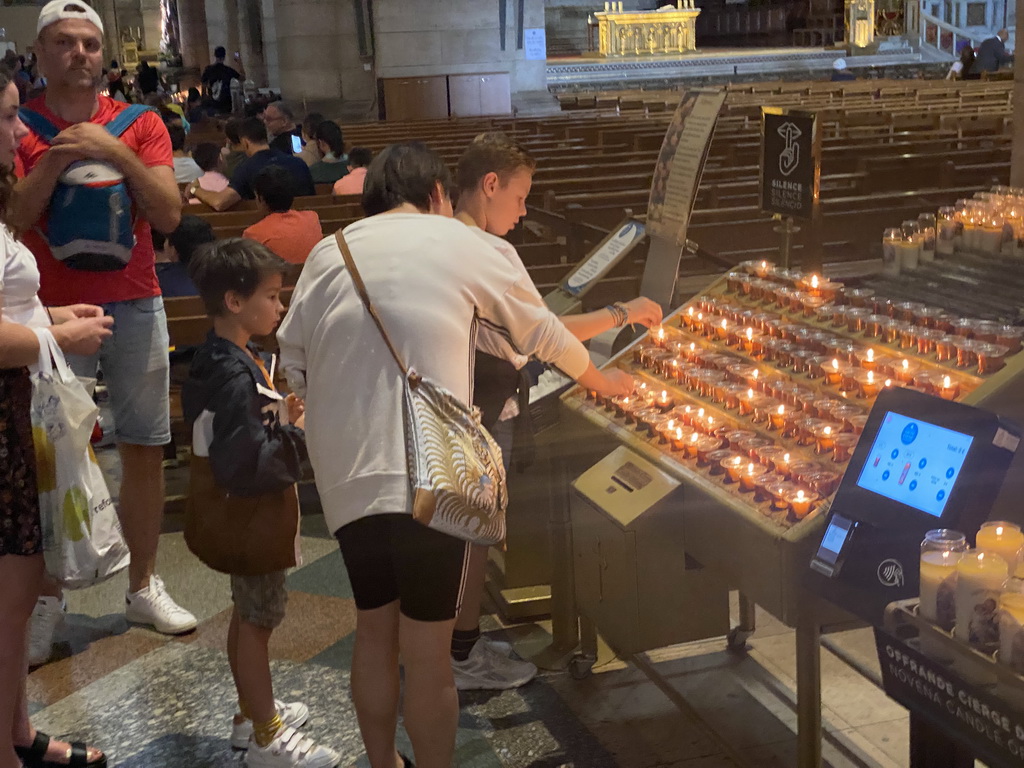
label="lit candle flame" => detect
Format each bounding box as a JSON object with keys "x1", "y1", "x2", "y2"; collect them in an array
[
  {"x1": 777, "y1": 404, "x2": 785, "y2": 415},
  {"x1": 721, "y1": 319, "x2": 728, "y2": 330},
  {"x1": 688, "y1": 307, "x2": 694, "y2": 316},
  {"x1": 697, "y1": 312, "x2": 703, "y2": 321},
  {"x1": 747, "y1": 388, "x2": 754, "y2": 398},
  {"x1": 997, "y1": 526, "x2": 1005, "y2": 535},
  {"x1": 698, "y1": 408, "x2": 705, "y2": 417},
  {"x1": 690, "y1": 342, "x2": 696, "y2": 352},
  {"x1": 746, "y1": 327, "x2": 754, "y2": 340},
  {"x1": 867, "y1": 348, "x2": 874, "y2": 362},
  {"x1": 660, "y1": 390, "x2": 668, "y2": 401},
  {"x1": 902, "y1": 359, "x2": 909, "y2": 370},
  {"x1": 684, "y1": 405, "x2": 692, "y2": 414},
  {"x1": 747, "y1": 462, "x2": 755, "y2": 474},
  {"x1": 867, "y1": 371, "x2": 874, "y2": 384},
  {"x1": 885, "y1": 379, "x2": 892, "y2": 387},
  {"x1": 797, "y1": 489, "x2": 805, "y2": 501},
  {"x1": 811, "y1": 274, "x2": 819, "y2": 289},
  {"x1": 690, "y1": 433, "x2": 699, "y2": 443},
  {"x1": 675, "y1": 427, "x2": 683, "y2": 440},
  {"x1": 832, "y1": 358, "x2": 840, "y2": 371},
  {"x1": 707, "y1": 416, "x2": 715, "y2": 426},
  {"x1": 943, "y1": 375, "x2": 951, "y2": 389},
  {"x1": 623, "y1": 397, "x2": 629, "y2": 404},
  {"x1": 761, "y1": 261, "x2": 767, "y2": 269},
  {"x1": 783, "y1": 452, "x2": 790, "y2": 462},
  {"x1": 824, "y1": 426, "x2": 832, "y2": 436},
  {"x1": 667, "y1": 419, "x2": 675, "y2": 430},
  {"x1": 657, "y1": 327, "x2": 665, "y2": 340},
  {"x1": 752, "y1": 369, "x2": 759, "y2": 380},
  {"x1": 733, "y1": 456, "x2": 742, "y2": 466}
]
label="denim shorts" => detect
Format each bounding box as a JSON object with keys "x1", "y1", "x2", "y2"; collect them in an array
[{"x1": 66, "y1": 296, "x2": 171, "y2": 447}]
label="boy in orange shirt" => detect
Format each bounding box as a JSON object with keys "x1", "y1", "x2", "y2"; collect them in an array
[{"x1": 243, "y1": 166, "x2": 323, "y2": 264}]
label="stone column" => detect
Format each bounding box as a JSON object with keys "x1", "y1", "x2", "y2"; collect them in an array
[
  {"x1": 93, "y1": 0, "x2": 123, "y2": 68},
  {"x1": 177, "y1": 0, "x2": 209, "y2": 69},
  {"x1": 273, "y1": 0, "x2": 342, "y2": 102},
  {"x1": 1012, "y1": 0, "x2": 1024, "y2": 186},
  {"x1": 261, "y1": 0, "x2": 279, "y2": 90},
  {"x1": 237, "y1": 0, "x2": 266, "y2": 87},
  {"x1": 205, "y1": 0, "x2": 240, "y2": 60}
]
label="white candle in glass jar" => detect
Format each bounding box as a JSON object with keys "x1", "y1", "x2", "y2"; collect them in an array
[
  {"x1": 920, "y1": 549, "x2": 960, "y2": 630},
  {"x1": 954, "y1": 550, "x2": 1008, "y2": 648},
  {"x1": 976, "y1": 521, "x2": 1024, "y2": 573}
]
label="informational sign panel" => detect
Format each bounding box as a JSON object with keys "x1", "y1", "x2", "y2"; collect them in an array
[
  {"x1": 524, "y1": 28, "x2": 547, "y2": 60},
  {"x1": 760, "y1": 108, "x2": 820, "y2": 220},
  {"x1": 875, "y1": 628, "x2": 1024, "y2": 768},
  {"x1": 544, "y1": 218, "x2": 646, "y2": 315},
  {"x1": 645, "y1": 88, "x2": 727, "y2": 248}
]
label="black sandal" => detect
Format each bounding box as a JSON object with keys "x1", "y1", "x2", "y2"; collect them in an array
[{"x1": 15, "y1": 731, "x2": 107, "y2": 768}]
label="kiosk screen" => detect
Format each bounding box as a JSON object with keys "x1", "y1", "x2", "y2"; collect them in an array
[{"x1": 856, "y1": 411, "x2": 973, "y2": 517}]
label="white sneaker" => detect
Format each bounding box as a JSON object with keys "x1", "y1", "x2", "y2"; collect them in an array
[
  {"x1": 27, "y1": 596, "x2": 65, "y2": 667},
  {"x1": 245, "y1": 726, "x2": 340, "y2": 768},
  {"x1": 231, "y1": 700, "x2": 310, "y2": 749},
  {"x1": 479, "y1": 633, "x2": 513, "y2": 657},
  {"x1": 452, "y1": 637, "x2": 537, "y2": 690},
  {"x1": 125, "y1": 575, "x2": 198, "y2": 634}
]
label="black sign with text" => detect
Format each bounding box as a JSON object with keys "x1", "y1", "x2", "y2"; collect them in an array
[
  {"x1": 875, "y1": 628, "x2": 1024, "y2": 767},
  {"x1": 760, "y1": 110, "x2": 819, "y2": 220}
]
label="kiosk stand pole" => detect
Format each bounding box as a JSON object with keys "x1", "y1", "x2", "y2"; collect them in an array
[
  {"x1": 909, "y1": 716, "x2": 973, "y2": 768},
  {"x1": 796, "y1": 620, "x2": 823, "y2": 768},
  {"x1": 536, "y1": 455, "x2": 581, "y2": 670},
  {"x1": 774, "y1": 216, "x2": 800, "y2": 271}
]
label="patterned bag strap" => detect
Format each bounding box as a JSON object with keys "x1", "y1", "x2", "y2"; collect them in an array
[{"x1": 335, "y1": 230, "x2": 421, "y2": 388}]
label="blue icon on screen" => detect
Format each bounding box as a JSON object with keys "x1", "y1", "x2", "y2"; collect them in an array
[
  {"x1": 909, "y1": 480, "x2": 918, "y2": 491},
  {"x1": 882, "y1": 470, "x2": 891, "y2": 481},
  {"x1": 937, "y1": 490, "x2": 946, "y2": 501},
  {"x1": 919, "y1": 458, "x2": 927, "y2": 469},
  {"x1": 891, "y1": 449, "x2": 899, "y2": 459},
  {"x1": 946, "y1": 468, "x2": 955, "y2": 479},
  {"x1": 901, "y1": 423, "x2": 919, "y2": 445}
]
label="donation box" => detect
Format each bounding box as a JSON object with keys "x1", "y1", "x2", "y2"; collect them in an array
[{"x1": 570, "y1": 446, "x2": 731, "y2": 656}]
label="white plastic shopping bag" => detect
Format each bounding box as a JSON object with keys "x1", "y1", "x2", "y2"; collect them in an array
[{"x1": 30, "y1": 328, "x2": 130, "y2": 588}]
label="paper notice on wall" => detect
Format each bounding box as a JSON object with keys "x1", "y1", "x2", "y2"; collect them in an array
[
  {"x1": 524, "y1": 28, "x2": 547, "y2": 60},
  {"x1": 646, "y1": 88, "x2": 727, "y2": 248}
]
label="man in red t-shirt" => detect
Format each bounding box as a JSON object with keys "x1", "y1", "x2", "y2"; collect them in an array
[{"x1": 11, "y1": 0, "x2": 197, "y2": 652}]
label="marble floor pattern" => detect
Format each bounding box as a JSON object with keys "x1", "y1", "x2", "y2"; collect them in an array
[{"x1": 27, "y1": 454, "x2": 940, "y2": 768}]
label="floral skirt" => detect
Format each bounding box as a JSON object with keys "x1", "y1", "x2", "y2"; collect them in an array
[{"x1": 0, "y1": 367, "x2": 41, "y2": 556}]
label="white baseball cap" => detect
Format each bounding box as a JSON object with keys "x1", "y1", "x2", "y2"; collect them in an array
[{"x1": 37, "y1": 0, "x2": 105, "y2": 35}]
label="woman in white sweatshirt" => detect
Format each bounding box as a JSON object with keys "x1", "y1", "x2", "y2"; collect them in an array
[{"x1": 277, "y1": 142, "x2": 631, "y2": 768}]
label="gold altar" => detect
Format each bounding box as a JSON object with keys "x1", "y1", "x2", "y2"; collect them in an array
[{"x1": 596, "y1": 3, "x2": 701, "y2": 57}]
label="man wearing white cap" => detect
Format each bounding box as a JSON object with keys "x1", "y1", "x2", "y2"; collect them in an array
[
  {"x1": 9, "y1": 0, "x2": 196, "y2": 661},
  {"x1": 831, "y1": 57, "x2": 856, "y2": 81}
]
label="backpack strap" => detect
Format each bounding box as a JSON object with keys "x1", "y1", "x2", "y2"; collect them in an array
[
  {"x1": 18, "y1": 108, "x2": 60, "y2": 143},
  {"x1": 105, "y1": 104, "x2": 155, "y2": 137}
]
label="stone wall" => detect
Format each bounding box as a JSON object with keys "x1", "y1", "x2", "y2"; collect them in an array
[
  {"x1": 374, "y1": 0, "x2": 547, "y2": 93},
  {"x1": 2, "y1": 6, "x2": 39, "y2": 55}
]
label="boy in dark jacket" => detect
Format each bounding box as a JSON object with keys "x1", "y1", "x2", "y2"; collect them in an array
[{"x1": 182, "y1": 238, "x2": 341, "y2": 768}]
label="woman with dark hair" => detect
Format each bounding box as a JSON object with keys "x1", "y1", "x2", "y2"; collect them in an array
[
  {"x1": 188, "y1": 141, "x2": 230, "y2": 200},
  {"x1": 0, "y1": 66, "x2": 114, "y2": 768},
  {"x1": 277, "y1": 143, "x2": 632, "y2": 768}
]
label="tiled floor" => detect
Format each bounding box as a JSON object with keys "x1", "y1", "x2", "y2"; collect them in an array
[{"x1": 25, "y1": 449, "x2": 928, "y2": 768}]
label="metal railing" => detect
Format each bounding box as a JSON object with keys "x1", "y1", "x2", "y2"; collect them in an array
[{"x1": 918, "y1": 11, "x2": 974, "y2": 58}]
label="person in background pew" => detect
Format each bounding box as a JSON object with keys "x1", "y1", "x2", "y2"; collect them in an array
[
  {"x1": 223, "y1": 118, "x2": 248, "y2": 179},
  {"x1": 153, "y1": 214, "x2": 214, "y2": 297},
  {"x1": 263, "y1": 101, "x2": 302, "y2": 156},
  {"x1": 308, "y1": 122, "x2": 348, "y2": 185},
  {"x1": 331, "y1": 147, "x2": 371, "y2": 196},
  {"x1": 188, "y1": 116, "x2": 315, "y2": 211},
  {"x1": 449, "y1": 131, "x2": 663, "y2": 691},
  {"x1": 189, "y1": 141, "x2": 230, "y2": 201},
  {"x1": 243, "y1": 165, "x2": 323, "y2": 265},
  {"x1": 296, "y1": 112, "x2": 324, "y2": 167},
  {"x1": 948, "y1": 41, "x2": 978, "y2": 80},
  {"x1": 974, "y1": 28, "x2": 1013, "y2": 74},
  {"x1": 830, "y1": 58, "x2": 856, "y2": 81},
  {"x1": 170, "y1": 124, "x2": 202, "y2": 184}
]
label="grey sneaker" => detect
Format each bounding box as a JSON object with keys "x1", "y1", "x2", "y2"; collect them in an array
[{"x1": 452, "y1": 638, "x2": 537, "y2": 690}]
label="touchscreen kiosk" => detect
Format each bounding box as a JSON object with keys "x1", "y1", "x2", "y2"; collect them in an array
[{"x1": 806, "y1": 387, "x2": 1020, "y2": 625}]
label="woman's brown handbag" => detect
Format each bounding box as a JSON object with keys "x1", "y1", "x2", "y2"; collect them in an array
[{"x1": 184, "y1": 456, "x2": 299, "y2": 576}]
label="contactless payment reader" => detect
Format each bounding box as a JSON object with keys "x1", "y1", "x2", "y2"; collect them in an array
[{"x1": 806, "y1": 386, "x2": 1020, "y2": 624}]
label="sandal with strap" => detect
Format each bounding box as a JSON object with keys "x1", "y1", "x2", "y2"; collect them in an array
[{"x1": 15, "y1": 731, "x2": 108, "y2": 768}]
